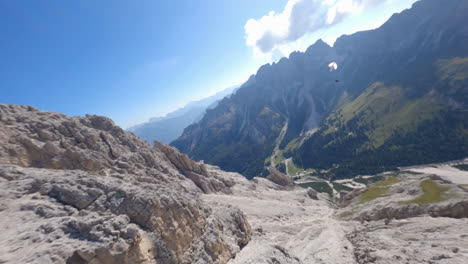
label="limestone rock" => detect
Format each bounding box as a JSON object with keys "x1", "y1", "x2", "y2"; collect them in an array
[
  {"x1": 266, "y1": 167, "x2": 295, "y2": 189},
  {"x1": 339, "y1": 188, "x2": 367, "y2": 208},
  {"x1": 306, "y1": 187, "x2": 318, "y2": 200},
  {"x1": 347, "y1": 217, "x2": 468, "y2": 264},
  {"x1": 154, "y1": 141, "x2": 233, "y2": 193},
  {"x1": 0, "y1": 104, "x2": 252, "y2": 264},
  {"x1": 337, "y1": 173, "x2": 468, "y2": 222}
]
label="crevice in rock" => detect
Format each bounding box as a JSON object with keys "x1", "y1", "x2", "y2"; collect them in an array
[{"x1": 99, "y1": 132, "x2": 116, "y2": 159}]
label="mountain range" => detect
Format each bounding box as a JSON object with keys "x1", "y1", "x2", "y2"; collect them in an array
[
  {"x1": 172, "y1": 0, "x2": 468, "y2": 179},
  {"x1": 128, "y1": 85, "x2": 237, "y2": 144}
]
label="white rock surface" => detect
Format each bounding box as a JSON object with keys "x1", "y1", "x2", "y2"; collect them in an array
[
  {"x1": 407, "y1": 164, "x2": 468, "y2": 184},
  {"x1": 0, "y1": 104, "x2": 252, "y2": 264},
  {"x1": 348, "y1": 217, "x2": 468, "y2": 264},
  {"x1": 203, "y1": 169, "x2": 468, "y2": 264},
  {"x1": 203, "y1": 171, "x2": 356, "y2": 264}
]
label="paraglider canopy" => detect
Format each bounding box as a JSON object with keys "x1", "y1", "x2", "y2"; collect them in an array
[{"x1": 328, "y1": 61, "x2": 338, "y2": 71}]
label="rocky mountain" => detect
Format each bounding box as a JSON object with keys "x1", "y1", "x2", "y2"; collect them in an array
[
  {"x1": 2, "y1": 104, "x2": 468, "y2": 264},
  {"x1": 128, "y1": 85, "x2": 237, "y2": 144},
  {"x1": 172, "y1": 0, "x2": 468, "y2": 179},
  {"x1": 0, "y1": 104, "x2": 252, "y2": 264},
  {"x1": 173, "y1": 39, "x2": 339, "y2": 178}
]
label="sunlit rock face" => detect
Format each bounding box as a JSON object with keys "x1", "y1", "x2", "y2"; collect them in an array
[{"x1": 0, "y1": 104, "x2": 252, "y2": 264}]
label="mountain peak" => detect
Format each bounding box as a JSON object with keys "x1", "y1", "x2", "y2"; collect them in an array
[{"x1": 305, "y1": 38, "x2": 331, "y2": 54}]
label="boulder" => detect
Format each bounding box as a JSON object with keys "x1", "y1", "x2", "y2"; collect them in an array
[
  {"x1": 266, "y1": 167, "x2": 295, "y2": 189},
  {"x1": 307, "y1": 187, "x2": 318, "y2": 200}
]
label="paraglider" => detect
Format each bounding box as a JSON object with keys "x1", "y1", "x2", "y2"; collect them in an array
[
  {"x1": 328, "y1": 61, "x2": 338, "y2": 71},
  {"x1": 328, "y1": 61, "x2": 340, "y2": 83},
  {"x1": 328, "y1": 61, "x2": 339, "y2": 82}
]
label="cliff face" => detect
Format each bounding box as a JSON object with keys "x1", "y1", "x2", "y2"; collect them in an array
[
  {"x1": 172, "y1": 39, "x2": 340, "y2": 178},
  {"x1": 0, "y1": 104, "x2": 251, "y2": 264},
  {"x1": 173, "y1": 0, "x2": 468, "y2": 179}
]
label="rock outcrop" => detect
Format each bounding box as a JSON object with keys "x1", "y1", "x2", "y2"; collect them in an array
[
  {"x1": 0, "y1": 104, "x2": 252, "y2": 264},
  {"x1": 306, "y1": 187, "x2": 318, "y2": 200},
  {"x1": 266, "y1": 167, "x2": 295, "y2": 189},
  {"x1": 154, "y1": 141, "x2": 235, "y2": 193},
  {"x1": 358, "y1": 199, "x2": 468, "y2": 222},
  {"x1": 337, "y1": 172, "x2": 468, "y2": 222},
  {"x1": 338, "y1": 188, "x2": 367, "y2": 208}
]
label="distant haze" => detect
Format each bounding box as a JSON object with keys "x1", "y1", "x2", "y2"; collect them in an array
[{"x1": 128, "y1": 85, "x2": 238, "y2": 144}]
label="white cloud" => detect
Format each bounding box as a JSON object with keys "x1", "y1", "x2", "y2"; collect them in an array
[{"x1": 244, "y1": 0, "x2": 395, "y2": 59}]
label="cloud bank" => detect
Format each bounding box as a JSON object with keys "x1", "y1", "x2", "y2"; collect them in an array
[{"x1": 245, "y1": 0, "x2": 387, "y2": 57}]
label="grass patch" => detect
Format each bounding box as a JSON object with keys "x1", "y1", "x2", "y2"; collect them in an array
[
  {"x1": 298, "y1": 182, "x2": 333, "y2": 197},
  {"x1": 284, "y1": 138, "x2": 301, "y2": 153},
  {"x1": 332, "y1": 182, "x2": 353, "y2": 192},
  {"x1": 354, "y1": 175, "x2": 385, "y2": 185},
  {"x1": 437, "y1": 57, "x2": 468, "y2": 82},
  {"x1": 359, "y1": 177, "x2": 402, "y2": 203},
  {"x1": 399, "y1": 179, "x2": 450, "y2": 205},
  {"x1": 322, "y1": 81, "x2": 443, "y2": 152},
  {"x1": 454, "y1": 164, "x2": 468, "y2": 171},
  {"x1": 287, "y1": 159, "x2": 303, "y2": 176},
  {"x1": 273, "y1": 150, "x2": 284, "y2": 165}
]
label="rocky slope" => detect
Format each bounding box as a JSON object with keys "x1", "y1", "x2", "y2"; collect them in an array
[
  {"x1": 202, "y1": 164, "x2": 468, "y2": 264},
  {"x1": 336, "y1": 169, "x2": 468, "y2": 264},
  {"x1": 172, "y1": 0, "x2": 468, "y2": 179},
  {"x1": 2, "y1": 104, "x2": 468, "y2": 264},
  {"x1": 337, "y1": 172, "x2": 468, "y2": 221},
  {"x1": 0, "y1": 104, "x2": 251, "y2": 264}
]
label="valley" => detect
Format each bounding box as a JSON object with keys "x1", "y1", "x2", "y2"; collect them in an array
[{"x1": 172, "y1": 0, "x2": 468, "y2": 179}]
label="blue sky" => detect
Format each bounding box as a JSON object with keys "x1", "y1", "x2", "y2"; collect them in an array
[{"x1": 1, "y1": 0, "x2": 417, "y2": 128}]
